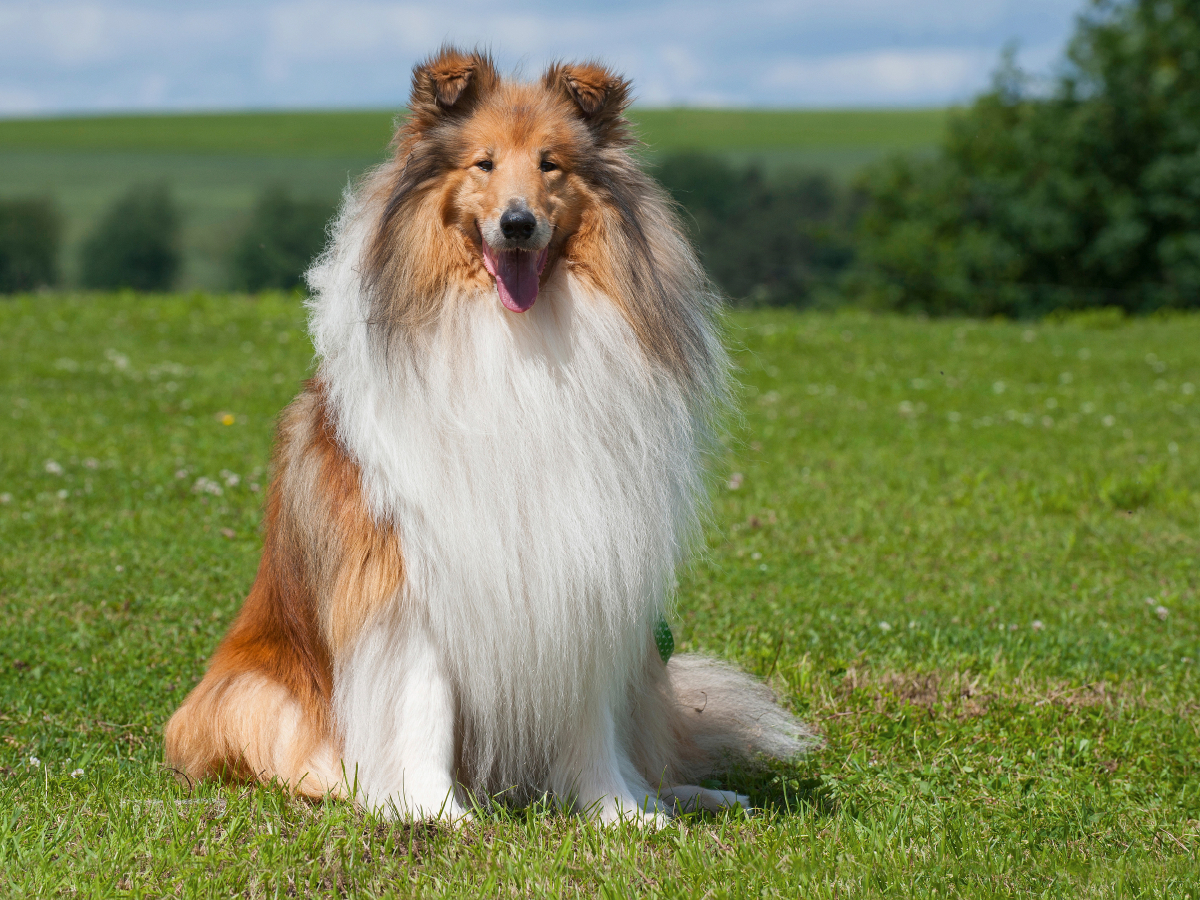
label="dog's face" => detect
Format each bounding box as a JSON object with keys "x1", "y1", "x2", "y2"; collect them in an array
[
  {"x1": 367, "y1": 50, "x2": 634, "y2": 317},
  {"x1": 449, "y1": 92, "x2": 589, "y2": 311}
]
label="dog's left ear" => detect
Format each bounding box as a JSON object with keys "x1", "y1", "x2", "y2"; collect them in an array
[{"x1": 543, "y1": 62, "x2": 632, "y2": 142}]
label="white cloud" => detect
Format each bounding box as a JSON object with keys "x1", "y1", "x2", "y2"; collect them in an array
[
  {"x1": 0, "y1": 0, "x2": 1084, "y2": 113},
  {"x1": 765, "y1": 49, "x2": 991, "y2": 106}
]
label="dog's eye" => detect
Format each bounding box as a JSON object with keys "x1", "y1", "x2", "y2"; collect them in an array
[
  {"x1": 539, "y1": 160, "x2": 558, "y2": 173},
  {"x1": 476, "y1": 160, "x2": 493, "y2": 172}
]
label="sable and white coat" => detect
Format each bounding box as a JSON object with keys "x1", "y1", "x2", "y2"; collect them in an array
[{"x1": 164, "y1": 48, "x2": 811, "y2": 824}]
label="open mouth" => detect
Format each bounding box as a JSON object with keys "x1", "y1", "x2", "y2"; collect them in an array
[{"x1": 481, "y1": 240, "x2": 549, "y2": 313}]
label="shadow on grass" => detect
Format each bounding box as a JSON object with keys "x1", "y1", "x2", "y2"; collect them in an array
[{"x1": 703, "y1": 757, "x2": 841, "y2": 819}]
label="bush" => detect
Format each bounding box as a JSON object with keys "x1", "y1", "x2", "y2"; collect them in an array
[
  {"x1": 855, "y1": 0, "x2": 1200, "y2": 316},
  {"x1": 0, "y1": 198, "x2": 61, "y2": 293},
  {"x1": 229, "y1": 186, "x2": 335, "y2": 291},
  {"x1": 80, "y1": 183, "x2": 181, "y2": 291},
  {"x1": 656, "y1": 153, "x2": 858, "y2": 306}
]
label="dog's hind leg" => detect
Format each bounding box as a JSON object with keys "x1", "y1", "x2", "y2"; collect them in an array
[{"x1": 165, "y1": 669, "x2": 344, "y2": 798}]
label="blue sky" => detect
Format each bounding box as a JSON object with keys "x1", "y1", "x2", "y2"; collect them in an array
[{"x1": 1, "y1": 0, "x2": 1085, "y2": 114}]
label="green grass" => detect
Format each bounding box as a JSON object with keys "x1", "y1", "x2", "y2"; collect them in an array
[
  {"x1": 1, "y1": 295, "x2": 1197, "y2": 897},
  {"x1": 0, "y1": 108, "x2": 946, "y2": 290}
]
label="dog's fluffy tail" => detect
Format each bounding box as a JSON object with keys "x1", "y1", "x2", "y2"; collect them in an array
[{"x1": 668, "y1": 653, "x2": 817, "y2": 777}]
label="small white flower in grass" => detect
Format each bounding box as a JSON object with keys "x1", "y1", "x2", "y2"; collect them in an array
[
  {"x1": 1145, "y1": 597, "x2": 1156, "y2": 605},
  {"x1": 1156, "y1": 606, "x2": 1169, "y2": 621},
  {"x1": 175, "y1": 469, "x2": 188, "y2": 480},
  {"x1": 192, "y1": 477, "x2": 223, "y2": 496},
  {"x1": 1168, "y1": 442, "x2": 1179, "y2": 455},
  {"x1": 898, "y1": 401, "x2": 914, "y2": 415},
  {"x1": 220, "y1": 470, "x2": 240, "y2": 487},
  {"x1": 1102, "y1": 415, "x2": 1115, "y2": 427},
  {"x1": 878, "y1": 621, "x2": 892, "y2": 632},
  {"x1": 947, "y1": 411, "x2": 961, "y2": 423},
  {"x1": 1022, "y1": 329, "x2": 1036, "y2": 342},
  {"x1": 727, "y1": 472, "x2": 744, "y2": 490},
  {"x1": 83, "y1": 458, "x2": 99, "y2": 470},
  {"x1": 1042, "y1": 416, "x2": 1054, "y2": 428},
  {"x1": 0, "y1": 493, "x2": 10, "y2": 504},
  {"x1": 44, "y1": 459, "x2": 63, "y2": 476},
  {"x1": 751, "y1": 552, "x2": 761, "y2": 560},
  {"x1": 1182, "y1": 383, "x2": 1195, "y2": 395},
  {"x1": 29, "y1": 757, "x2": 39, "y2": 767},
  {"x1": 1032, "y1": 620, "x2": 1044, "y2": 631},
  {"x1": 1082, "y1": 402, "x2": 1095, "y2": 414},
  {"x1": 57, "y1": 489, "x2": 68, "y2": 500},
  {"x1": 993, "y1": 381, "x2": 1006, "y2": 394},
  {"x1": 70, "y1": 768, "x2": 84, "y2": 778},
  {"x1": 1009, "y1": 623, "x2": 1019, "y2": 631}
]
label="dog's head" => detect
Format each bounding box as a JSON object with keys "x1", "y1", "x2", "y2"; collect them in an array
[
  {"x1": 365, "y1": 47, "x2": 635, "y2": 317},
  {"x1": 360, "y1": 47, "x2": 716, "y2": 384}
]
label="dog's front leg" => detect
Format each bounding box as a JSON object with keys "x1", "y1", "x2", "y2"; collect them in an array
[
  {"x1": 337, "y1": 612, "x2": 466, "y2": 822},
  {"x1": 550, "y1": 696, "x2": 670, "y2": 827}
]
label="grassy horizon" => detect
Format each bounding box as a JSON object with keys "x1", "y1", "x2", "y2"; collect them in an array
[
  {"x1": 0, "y1": 107, "x2": 949, "y2": 157},
  {"x1": 1, "y1": 293, "x2": 1197, "y2": 897}
]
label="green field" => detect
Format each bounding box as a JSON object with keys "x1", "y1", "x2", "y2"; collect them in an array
[
  {"x1": 0, "y1": 108, "x2": 946, "y2": 289},
  {"x1": 1, "y1": 294, "x2": 1197, "y2": 897}
]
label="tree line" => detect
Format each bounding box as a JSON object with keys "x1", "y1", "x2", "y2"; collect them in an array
[{"x1": 0, "y1": 184, "x2": 333, "y2": 294}]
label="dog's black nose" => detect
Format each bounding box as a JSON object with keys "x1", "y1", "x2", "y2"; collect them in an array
[{"x1": 500, "y1": 208, "x2": 537, "y2": 241}]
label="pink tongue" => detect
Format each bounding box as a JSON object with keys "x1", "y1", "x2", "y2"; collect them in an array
[{"x1": 482, "y1": 242, "x2": 545, "y2": 313}]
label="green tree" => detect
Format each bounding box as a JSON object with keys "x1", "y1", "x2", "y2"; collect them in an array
[
  {"x1": 80, "y1": 183, "x2": 181, "y2": 291},
  {"x1": 856, "y1": 0, "x2": 1200, "y2": 316},
  {"x1": 656, "y1": 153, "x2": 857, "y2": 307},
  {"x1": 229, "y1": 186, "x2": 334, "y2": 291},
  {"x1": 0, "y1": 198, "x2": 61, "y2": 294}
]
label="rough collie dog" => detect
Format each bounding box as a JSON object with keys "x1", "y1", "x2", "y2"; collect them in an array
[{"x1": 164, "y1": 47, "x2": 811, "y2": 824}]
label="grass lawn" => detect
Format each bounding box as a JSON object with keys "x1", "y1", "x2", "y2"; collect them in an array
[
  {"x1": 0, "y1": 108, "x2": 946, "y2": 290},
  {"x1": 1, "y1": 294, "x2": 1197, "y2": 897}
]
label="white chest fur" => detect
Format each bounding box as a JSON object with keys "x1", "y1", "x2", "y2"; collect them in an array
[{"x1": 311, "y1": 254, "x2": 711, "y2": 792}]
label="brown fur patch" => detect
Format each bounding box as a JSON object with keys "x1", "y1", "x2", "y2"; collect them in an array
[{"x1": 164, "y1": 382, "x2": 404, "y2": 793}]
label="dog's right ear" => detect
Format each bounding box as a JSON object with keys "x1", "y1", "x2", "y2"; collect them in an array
[{"x1": 408, "y1": 46, "x2": 498, "y2": 127}]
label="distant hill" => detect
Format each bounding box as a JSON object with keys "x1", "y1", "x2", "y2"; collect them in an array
[
  {"x1": 0, "y1": 108, "x2": 947, "y2": 289},
  {"x1": 0, "y1": 108, "x2": 946, "y2": 156}
]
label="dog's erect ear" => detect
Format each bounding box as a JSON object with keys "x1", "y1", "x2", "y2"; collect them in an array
[
  {"x1": 408, "y1": 46, "x2": 499, "y2": 125},
  {"x1": 543, "y1": 62, "x2": 633, "y2": 142}
]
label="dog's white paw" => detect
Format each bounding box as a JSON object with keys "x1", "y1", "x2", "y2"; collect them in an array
[
  {"x1": 373, "y1": 789, "x2": 471, "y2": 825},
  {"x1": 589, "y1": 796, "x2": 671, "y2": 830}
]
